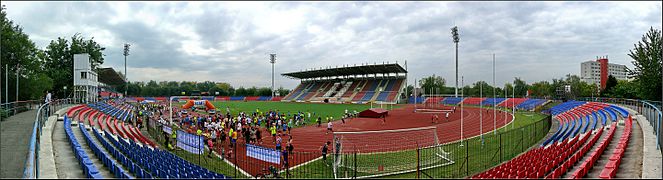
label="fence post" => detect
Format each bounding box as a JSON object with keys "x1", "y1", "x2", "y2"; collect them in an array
[
  {"x1": 353, "y1": 149, "x2": 357, "y2": 179},
  {"x1": 416, "y1": 146, "x2": 420, "y2": 179},
  {"x1": 499, "y1": 133, "x2": 502, "y2": 162},
  {"x1": 234, "y1": 143, "x2": 237, "y2": 178},
  {"x1": 465, "y1": 140, "x2": 469, "y2": 177}
]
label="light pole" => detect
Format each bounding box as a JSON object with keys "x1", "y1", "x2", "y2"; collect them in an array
[
  {"x1": 15, "y1": 64, "x2": 21, "y2": 103},
  {"x1": 504, "y1": 84, "x2": 507, "y2": 131},
  {"x1": 451, "y1": 26, "x2": 459, "y2": 98},
  {"x1": 270, "y1": 53, "x2": 276, "y2": 98},
  {"x1": 480, "y1": 81, "x2": 484, "y2": 145},
  {"x1": 6, "y1": 53, "x2": 13, "y2": 104},
  {"x1": 493, "y1": 53, "x2": 496, "y2": 135},
  {"x1": 123, "y1": 43, "x2": 130, "y2": 96},
  {"x1": 460, "y1": 75, "x2": 464, "y2": 146}
]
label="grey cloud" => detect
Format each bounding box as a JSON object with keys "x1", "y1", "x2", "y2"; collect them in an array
[{"x1": 3, "y1": 1, "x2": 661, "y2": 89}]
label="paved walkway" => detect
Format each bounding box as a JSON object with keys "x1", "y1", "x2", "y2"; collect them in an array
[{"x1": 0, "y1": 110, "x2": 37, "y2": 178}]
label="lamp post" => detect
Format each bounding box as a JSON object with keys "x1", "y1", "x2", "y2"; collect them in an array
[
  {"x1": 270, "y1": 53, "x2": 276, "y2": 98},
  {"x1": 451, "y1": 26, "x2": 459, "y2": 98},
  {"x1": 15, "y1": 64, "x2": 21, "y2": 103},
  {"x1": 480, "y1": 81, "x2": 484, "y2": 145},
  {"x1": 460, "y1": 75, "x2": 464, "y2": 146},
  {"x1": 493, "y1": 53, "x2": 496, "y2": 135},
  {"x1": 123, "y1": 43, "x2": 130, "y2": 96}
]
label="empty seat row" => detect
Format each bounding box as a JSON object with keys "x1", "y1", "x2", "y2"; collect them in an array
[
  {"x1": 63, "y1": 116, "x2": 104, "y2": 179},
  {"x1": 599, "y1": 116, "x2": 633, "y2": 178}
]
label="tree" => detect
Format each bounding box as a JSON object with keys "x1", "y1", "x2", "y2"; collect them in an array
[
  {"x1": 607, "y1": 80, "x2": 639, "y2": 99},
  {"x1": 418, "y1": 75, "x2": 446, "y2": 95},
  {"x1": 602, "y1": 75, "x2": 618, "y2": 95},
  {"x1": 529, "y1": 81, "x2": 553, "y2": 98},
  {"x1": 276, "y1": 86, "x2": 290, "y2": 97},
  {"x1": 628, "y1": 27, "x2": 662, "y2": 101},
  {"x1": 513, "y1": 77, "x2": 529, "y2": 97},
  {"x1": 1, "y1": 5, "x2": 52, "y2": 102}
]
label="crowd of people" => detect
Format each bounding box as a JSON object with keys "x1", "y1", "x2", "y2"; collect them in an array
[{"x1": 131, "y1": 101, "x2": 360, "y2": 169}]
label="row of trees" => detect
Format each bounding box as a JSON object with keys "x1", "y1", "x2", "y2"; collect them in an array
[
  {"x1": 406, "y1": 27, "x2": 661, "y2": 101},
  {"x1": 116, "y1": 80, "x2": 290, "y2": 97},
  {"x1": 1, "y1": 5, "x2": 105, "y2": 103}
]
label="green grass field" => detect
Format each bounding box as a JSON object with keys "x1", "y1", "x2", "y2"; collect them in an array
[{"x1": 178, "y1": 101, "x2": 396, "y2": 127}]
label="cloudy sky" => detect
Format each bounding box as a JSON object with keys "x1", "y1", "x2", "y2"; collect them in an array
[{"x1": 2, "y1": 1, "x2": 661, "y2": 90}]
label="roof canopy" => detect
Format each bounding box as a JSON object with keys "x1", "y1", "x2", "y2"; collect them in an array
[
  {"x1": 97, "y1": 67, "x2": 126, "y2": 86},
  {"x1": 282, "y1": 63, "x2": 407, "y2": 79}
]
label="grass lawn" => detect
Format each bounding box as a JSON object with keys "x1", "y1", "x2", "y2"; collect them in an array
[
  {"x1": 177, "y1": 101, "x2": 395, "y2": 127},
  {"x1": 286, "y1": 111, "x2": 550, "y2": 179}
]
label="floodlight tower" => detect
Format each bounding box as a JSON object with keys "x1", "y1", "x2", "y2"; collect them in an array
[
  {"x1": 451, "y1": 26, "x2": 460, "y2": 97},
  {"x1": 270, "y1": 53, "x2": 276, "y2": 98},
  {"x1": 123, "y1": 43, "x2": 130, "y2": 96}
]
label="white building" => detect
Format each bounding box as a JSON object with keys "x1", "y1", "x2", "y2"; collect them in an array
[
  {"x1": 580, "y1": 57, "x2": 628, "y2": 89},
  {"x1": 73, "y1": 53, "x2": 98, "y2": 103}
]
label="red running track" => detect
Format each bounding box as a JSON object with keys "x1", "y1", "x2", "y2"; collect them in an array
[{"x1": 215, "y1": 104, "x2": 513, "y2": 176}]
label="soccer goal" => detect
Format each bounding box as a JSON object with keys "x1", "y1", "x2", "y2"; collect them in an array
[{"x1": 332, "y1": 126, "x2": 455, "y2": 179}]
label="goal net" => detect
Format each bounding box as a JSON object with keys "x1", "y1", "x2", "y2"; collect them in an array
[{"x1": 332, "y1": 126, "x2": 454, "y2": 178}]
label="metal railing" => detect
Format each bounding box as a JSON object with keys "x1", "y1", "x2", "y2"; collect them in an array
[
  {"x1": 579, "y1": 97, "x2": 662, "y2": 155},
  {"x1": 22, "y1": 98, "x2": 72, "y2": 179},
  {"x1": 1, "y1": 100, "x2": 43, "y2": 120}
]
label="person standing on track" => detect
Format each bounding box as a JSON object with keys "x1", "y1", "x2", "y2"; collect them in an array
[
  {"x1": 446, "y1": 112, "x2": 450, "y2": 122},
  {"x1": 321, "y1": 141, "x2": 330, "y2": 166},
  {"x1": 326, "y1": 120, "x2": 333, "y2": 134},
  {"x1": 270, "y1": 124, "x2": 277, "y2": 143}
]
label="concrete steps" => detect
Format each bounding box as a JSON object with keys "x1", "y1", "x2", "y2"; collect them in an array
[
  {"x1": 586, "y1": 123, "x2": 623, "y2": 178},
  {"x1": 52, "y1": 121, "x2": 86, "y2": 178},
  {"x1": 71, "y1": 122, "x2": 113, "y2": 178},
  {"x1": 562, "y1": 128, "x2": 608, "y2": 178},
  {"x1": 614, "y1": 116, "x2": 643, "y2": 178}
]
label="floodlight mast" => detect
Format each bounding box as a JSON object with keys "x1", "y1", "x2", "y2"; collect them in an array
[
  {"x1": 270, "y1": 53, "x2": 276, "y2": 98},
  {"x1": 123, "y1": 43, "x2": 130, "y2": 97},
  {"x1": 451, "y1": 26, "x2": 460, "y2": 98}
]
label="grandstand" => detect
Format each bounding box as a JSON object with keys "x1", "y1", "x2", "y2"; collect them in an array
[
  {"x1": 441, "y1": 97, "x2": 464, "y2": 105},
  {"x1": 516, "y1": 99, "x2": 549, "y2": 111},
  {"x1": 472, "y1": 101, "x2": 633, "y2": 179},
  {"x1": 462, "y1": 97, "x2": 486, "y2": 105},
  {"x1": 281, "y1": 63, "x2": 407, "y2": 104},
  {"x1": 497, "y1": 98, "x2": 527, "y2": 107},
  {"x1": 481, "y1": 98, "x2": 507, "y2": 106},
  {"x1": 61, "y1": 102, "x2": 229, "y2": 179}
]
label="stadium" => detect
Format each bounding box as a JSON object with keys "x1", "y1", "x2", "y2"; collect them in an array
[{"x1": 1, "y1": 1, "x2": 662, "y2": 180}]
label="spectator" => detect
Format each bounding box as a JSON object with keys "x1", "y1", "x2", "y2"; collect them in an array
[
  {"x1": 276, "y1": 134, "x2": 282, "y2": 151},
  {"x1": 256, "y1": 126, "x2": 263, "y2": 145},
  {"x1": 281, "y1": 149, "x2": 289, "y2": 169},
  {"x1": 44, "y1": 90, "x2": 52, "y2": 116}
]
